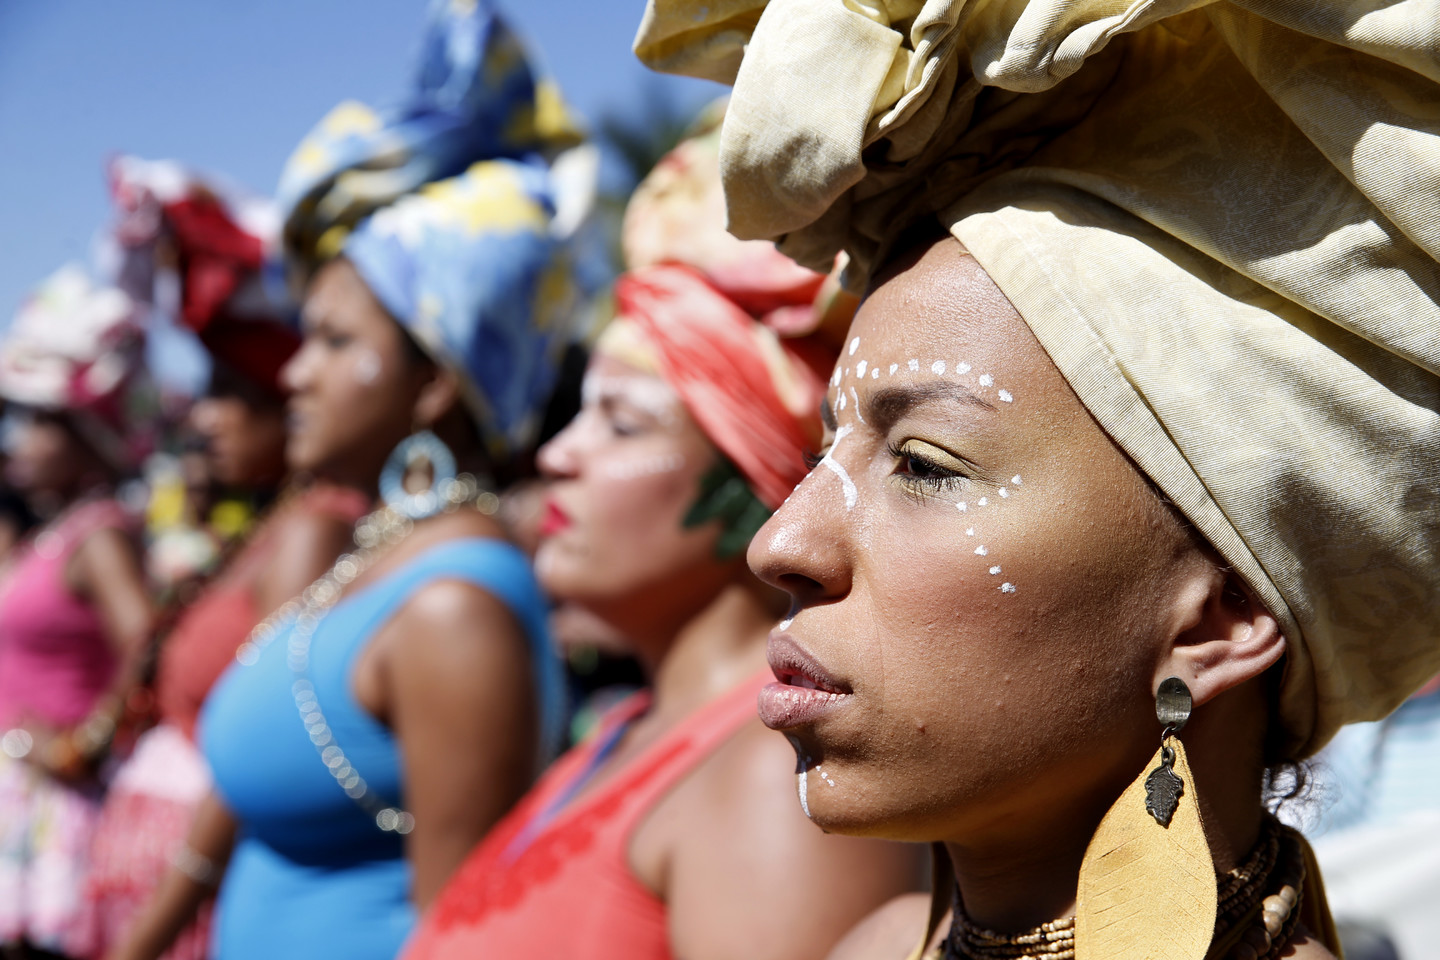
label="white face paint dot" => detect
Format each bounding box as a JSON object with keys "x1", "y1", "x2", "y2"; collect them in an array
[
  {"x1": 956, "y1": 362, "x2": 971, "y2": 375},
  {"x1": 989, "y1": 565, "x2": 1001, "y2": 575},
  {"x1": 931, "y1": 360, "x2": 946, "y2": 376},
  {"x1": 998, "y1": 488, "x2": 1009, "y2": 498},
  {"x1": 965, "y1": 528, "x2": 975, "y2": 536},
  {"x1": 908, "y1": 359, "x2": 920, "y2": 372},
  {"x1": 871, "y1": 368, "x2": 879, "y2": 379},
  {"x1": 353, "y1": 348, "x2": 382, "y2": 385},
  {"x1": 838, "y1": 393, "x2": 847, "y2": 410},
  {"x1": 998, "y1": 389, "x2": 1013, "y2": 403},
  {"x1": 856, "y1": 360, "x2": 868, "y2": 378},
  {"x1": 831, "y1": 367, "x2": 842, "y2": 387},
  {"x1": 978, "y1": 497, "x2": 988, "y2": 507},
  {"x1": 849, "y1": 337, "x2": 860, "y2": 356},
  {"x1": 975, "y1": 545, "x2": 988, "y2": 556},
  {"x1": 1012, "y1": 475, "x2": 1022, "y2": 485},
  {"x1": 1001, "y1": 582, "x2": 1017, "y2": 594},
  {"x1": 889, "y1": 363, "x2": 898, "y2": 375},
  {"x1": 979, "y1": 373, "x2": 994, "y2": 387},
  {"x1": 957, "y1": 502, "x2": 967, "y2": 512}
]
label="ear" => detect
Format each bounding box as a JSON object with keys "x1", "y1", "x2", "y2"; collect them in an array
[
  {"x1": 412, "y1": 364, "x2": 463, "y2": 430},
  {"x1": 1157, "y1": 571, "x2": 1286, "y2": 710}
]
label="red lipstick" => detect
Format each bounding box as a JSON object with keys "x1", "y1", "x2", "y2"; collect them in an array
[
  {"x1": 758, "y1": 633, "x2": 852, "y2": 730},
  {"x1": 538, "y1": 498, "x2": 572, "y2": 537}
]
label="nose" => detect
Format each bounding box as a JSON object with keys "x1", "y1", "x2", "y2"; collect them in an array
[
  {"x1": 280, "y1": 339, "x2": 317, "y2": 394},
  {"x1": 746, "y1": 466, "x2": 853, "y2": 609},
  {"x1": 536, "y1": 418, "x2": 583, "y2": 481}
]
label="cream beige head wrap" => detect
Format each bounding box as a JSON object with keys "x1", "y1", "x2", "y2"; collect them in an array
[{"x1": 636, "y1": 0, "x2": 1440, "y2": 759}]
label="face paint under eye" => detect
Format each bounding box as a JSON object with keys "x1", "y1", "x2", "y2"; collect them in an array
[
  {"x1": 603, "y1": 453, "x2": 686, "y2": 480},
  {"x1": 353, "y1": 348, "x2": 382, "y2": 385}
]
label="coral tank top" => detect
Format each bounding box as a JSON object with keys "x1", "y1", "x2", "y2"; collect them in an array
[{"x1": 403, "y1": 669, "x2": 770, "y2": 960}]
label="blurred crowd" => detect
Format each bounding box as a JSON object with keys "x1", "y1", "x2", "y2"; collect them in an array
[
  {"x1": 1, "y1": 3, "x2": 1438, "y2": 960},
  {"x1": 0, "y1": 4, "x2": 921, "y2": 959}
]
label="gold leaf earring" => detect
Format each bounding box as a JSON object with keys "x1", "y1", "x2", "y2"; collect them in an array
[{"x1": 1076, "y1": 677, "x2": 1216, "y2": 960}]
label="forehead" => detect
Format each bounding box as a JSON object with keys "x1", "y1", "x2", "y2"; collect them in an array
[{"x1": 847, "y1": 238, "x2": 1050, "y2": 377}]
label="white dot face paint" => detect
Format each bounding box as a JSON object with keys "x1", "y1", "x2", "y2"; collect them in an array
[
  {"x1": 998, "y1": 389, "x2": 1014, "y2": 403},
  {"x1": 908, "y1": 359, "x2": 920, "y2": 372},
  {"x1": 820, "y1": 424, "x2": 858, "y2": 511},
  {"x1": 838, "y1": 392, "x2": 847, "y2": 411},
  {"x1": 849, "y1": 337, "x2": 860, "y2": 356},
  {"x1": 989, "y1": 565, "x2": 1001, "y2": 575},
  {"x1": 956, "y1": 362, "x2": 971, "y2": 375},
  {"x1": 1012, "y1": 475, "x2": 1023, "y2": 485},
  {"x1": 889, "y1": 363, "x2": 898, "y2": 375},
  {"x1": 956, "y1": 502, "x2": 967, "y2": 513},
  {"x1": 856, "y1": 360, "x2": 868, "y2": 378},
  {"x1": 931, "y1": 360, "x2": 946, "y2": 376},
  {"x1": 603, "y1": 453, "x2": 687, "y2": 481},
  {"x1": 581, "y1": 373, "x2": 683, "y2": 425},
  {"x1": 999, "y1": 488, "x2": 1009, "y2": 498},
  {"x1": 978, "y1": 497, "x2": 988, "y2": 507},
  {"x1": 1001, "y1": 582, "x2": 1017, "y2": 593},
  {"x1": 353, "y1": 348, "x2": 382, "y2": 385},
  {"x1": 831, "y1": 367, "x2": 842, "y2": 387},
  {"x1": 871, "y1": 368, "x2": 879, "y2": 379},
  {"x1": 965, "y1": 528, "x2": 975, "y2": 536},
  {"x1": 975, "y1": 545, "x2": 988, "y2": 556},
  {"x1": 978, "y1": 373, "x2": 995, "y2": 388}
]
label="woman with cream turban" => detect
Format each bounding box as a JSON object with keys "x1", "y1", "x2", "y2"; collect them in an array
[
  {"x1": 403, "y1": 110, "x2": 921, "y2": 960},
  {"x1": 637, "y1": 3, "x2": 1440, "y2": 960}
]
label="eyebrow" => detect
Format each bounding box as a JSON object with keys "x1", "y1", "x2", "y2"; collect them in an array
[{"x1": 865, "y1": 381, "x2": 996, "y2": 431}]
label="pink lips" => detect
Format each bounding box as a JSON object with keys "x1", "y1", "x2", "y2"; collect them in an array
[
  {"x1": 757, "y1": 633, "x2": 852, "y2": 730},
  {"x1": 538, "y1": 499, "x2": 572, "y2": 537}
]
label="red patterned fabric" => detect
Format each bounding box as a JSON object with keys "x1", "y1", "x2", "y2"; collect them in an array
[
  {"x1": 403, "y1": 670, "x2": 770, "y2": 960},
  {"x1": 108, "y1": 156, "x2": 297, "y2": 396}
]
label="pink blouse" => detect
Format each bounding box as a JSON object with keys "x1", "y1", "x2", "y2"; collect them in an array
[{"x1": 0, "y1": 499, "x2": 131, "y2": 729}]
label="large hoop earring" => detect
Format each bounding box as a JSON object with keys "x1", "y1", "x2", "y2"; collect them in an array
[
  {"x1": 380, "y1": 430, "x2": 457, "y2": 520},
  {"x1": 1076, "y1": 677, "x2": 1217, "y2": 960}
]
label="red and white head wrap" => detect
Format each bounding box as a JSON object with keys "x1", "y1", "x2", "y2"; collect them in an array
[{"x1": 598, "y1": 105, "x2": 852, "y2": 510}]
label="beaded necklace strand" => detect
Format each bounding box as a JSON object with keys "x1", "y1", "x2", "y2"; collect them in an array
[
  {"x1": 233, "y1": 473, "x2": 497, "y2": 834},
  {"x1": 941, "y1": 816, "x2": 1303, "y2": 960}
]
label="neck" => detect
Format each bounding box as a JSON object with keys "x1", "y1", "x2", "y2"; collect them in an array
[{"x1": 645, "y1": 578, "x2": 773, "y2": 719}]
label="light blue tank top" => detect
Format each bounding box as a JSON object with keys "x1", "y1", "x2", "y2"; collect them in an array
[{"x1": 200, "y1": 538, "x2": 564, "y2": 960}]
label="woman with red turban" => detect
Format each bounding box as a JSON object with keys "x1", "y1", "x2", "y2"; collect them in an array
[{"x1": 403, "y1": 110, "x2": 921, "y2": 960}]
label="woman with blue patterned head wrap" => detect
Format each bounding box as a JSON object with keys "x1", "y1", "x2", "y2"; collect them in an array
[{"x1": 106, "y1": 4, "x2": 588, "y2": 960}]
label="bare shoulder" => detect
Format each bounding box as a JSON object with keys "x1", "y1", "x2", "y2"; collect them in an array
[
  {"x1": 827, "y1": 893, "x2": 937, "y2": 960},
  {"x1": 267, "y1": 505, "x2": 355, "y2": 550},
  {"x1": 389, "y1": 576, "x2": 523, "y2": 654},
  {"x1": 1280, "y1": 926, "x2": 1338, "y2": 960}
]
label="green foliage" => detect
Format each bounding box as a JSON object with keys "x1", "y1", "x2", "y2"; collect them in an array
[{"x1": 683, "y1": 457, "x2": 771, "y2": 560}]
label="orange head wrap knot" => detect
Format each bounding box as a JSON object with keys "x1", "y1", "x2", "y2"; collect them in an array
[{"x1": 613, "y1": 263, "x2": 827, "y2": 511}]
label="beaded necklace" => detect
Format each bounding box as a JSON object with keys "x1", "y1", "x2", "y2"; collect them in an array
[
  {"x1": 233, "y1": 473, "x2": 497, "y2": 834},
  {"x1": 941, "y1": 816, "x2": 1303, "y2": 960}
]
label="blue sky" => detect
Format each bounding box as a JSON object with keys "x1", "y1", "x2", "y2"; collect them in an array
[{"x1": 0, "y1": 0, "x2": 721, "y2": 331}]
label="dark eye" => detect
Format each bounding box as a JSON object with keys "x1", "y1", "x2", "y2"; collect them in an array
[{"x1": 890, "y1": 440, "x2": 969, "y2": 496}]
